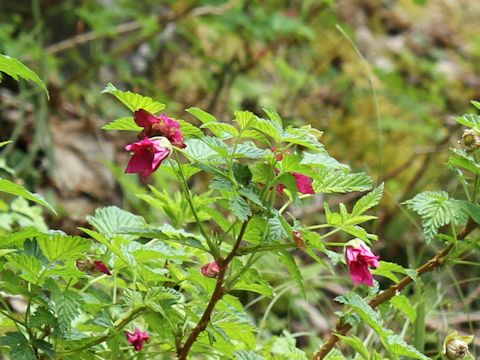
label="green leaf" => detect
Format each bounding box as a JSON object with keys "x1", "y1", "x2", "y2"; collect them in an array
[
  {"x1": 404, "y1": 191, "x2": 469, "y2": 243},
  {"x1": 372, "y1": 261, "x2": 417, "y2": 283},
  {"x1": 0, "y1": 54, "x2": 49, "y2": 98},
  {"x1": 177, "y1": 119, "x2": 204, "y2": 138},
  {"x1": 0, "y1": 140, "x2": 13, "y2": 148},
  {"x1": 263, "y1": 107, "x2": 283, "y2": 128},
  {"x1": 232, "y1": 142, "x2": 269, "y2": 159},
  {"x1": 234, "y1": 110, "x2": 255, "y2": 129},
  {"x1": 471, "y1": 100, "x2": 480, "y2": 110},
  {"x1": 267, "y1": 215, "x2": 289, "y2": 242},
  {"x1": 335, "y1": 292, "x2": 388, "y2": 336},
  {"x1": 102, "y1": 117, "x2": 142, "y2": 131},
  {"x1": 183, "y1": 139, "x2": 223, "y2": 163},
  {"x1": 201, "y1": 122, "x2": 238, "y2": 139},
  {"x1": 251, "y1": 117, "x2": 282, "y2": 142},
  {"x1": 37, "y1": 234, "x2": 92, "y2": 262},
  {"x1": 6, "y1": 254, "x2": 43, "y2": 284},
  {"x1": 313, "y1": 170, "x2": 372, "y2": 194},
  {"x1": 335, "y1": 334, "x2": 369, "y2": 360},
  {"x1": 186, "y1": 107, "x2": 217, "y2": 124},
  {"x1": 87, "y1": 206, "x2": 146, "y2": 239},
  {"x1": 455, "y1": 113, "x2": 480, "y2": 128},
  {"x1": 301, "y1": 151, "x2": 349, "y2": 170},
  {"x1": 251, "y1": 162, "x2": 274, "y2": 183},
  {"x1": 0, "y1": 178, "x2": 56, "y2": 214},
  {"x1": 278, "y1": 251, "x2": 305, "y2": 298},
  {"x1": 10, "y1": 345, "x2": 35, "y2": 360},
  {"x1": 229, "y1": 195, "x2": 252, "y2": 221},
  {"x1": 390, "y1": 295, "x2": 416, "y2": 322},
  {"x1": 32, "y1": 339, "x2": 55, "y2": 358},
  {"x1": 52, "y1": 289, "x2": 84, "y2": 335},
  {"x1": 233, "y1": 163, "x2": 252, "y2": 186},
  {"x1": 101, "y1": 83, "x2": 165, "y2": 113},
  {"x1": 386, "y1": 334, "x2": 429, "y2": 360},
  {"x1": 235, "y1": 350, "x2": 266, "y2": 360},
  {"x1": 351, "y1": 183, "x2": 384, "y2": 217}
]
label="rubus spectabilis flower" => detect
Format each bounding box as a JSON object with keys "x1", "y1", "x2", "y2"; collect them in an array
[
  {"x1": 126, "y1": 327, "x2": 149, "y2": 352},
  {"x1": 277, "y1": 172, "x2": 315, "y2": 195},
  {"x1": 345, "y1": 239, "x2": 379, "y2": 287},
  {"x1": 443, "y1": 331, "x2": 474, "y2": 360},
  {"x1": 134, "y1": 109, "x2": 186, "y2": 148},
  {"x1": 93, "y1": 260, "x2": 111, "y2": 275},
  {"x1": 125, "y1": 137, "x2": 171, "y2": 180},
  {"x1": 201, "y1": 261, "x2": 221, "y2": 278}
]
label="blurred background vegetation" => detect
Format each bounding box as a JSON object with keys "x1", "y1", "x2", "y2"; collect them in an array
[{"x1": 1, "y1": 0, "x2": 480, "y2": 357}]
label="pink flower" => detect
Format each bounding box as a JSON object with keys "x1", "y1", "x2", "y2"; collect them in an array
[
  {"x1": 345, "y1": 239, "x2": 380, "y2": 287},
  {"x1": 134, "y1": 109, "x2": 186, "y2": 148},
  {"x1": 277, "y1": 172, "x2": 315, "y2": 195},
  {"x1": 125, "y1": 137, "x2": 171, "y2": 179},
  {"x1": 126, "y1": 328, "x2": 149, "y2": 351},
  {"x1": 201, "y1": 261, "x2": 221, "y2": 278},
  {"x1": 93, "y1": 260, "x2": 111, "y2": 275}
]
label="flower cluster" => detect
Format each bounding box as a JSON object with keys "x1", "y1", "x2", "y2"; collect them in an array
[{"x1": 124, "y1": 109, "x2": 186, "y2": 179}]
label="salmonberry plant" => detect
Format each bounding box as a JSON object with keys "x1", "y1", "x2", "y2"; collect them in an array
[{"x1": 0, "y1": 56, "x2": 479, "y2": 360}]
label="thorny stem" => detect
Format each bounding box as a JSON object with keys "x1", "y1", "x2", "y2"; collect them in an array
[
  {"x1": 311, "y1": 220, "x2": 477, "y2": 360},
  {"x1": 176, "y1": 218, "x2": 251, "y2": 360}
]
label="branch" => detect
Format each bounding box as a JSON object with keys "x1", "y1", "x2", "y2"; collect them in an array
[
  {"x1": 177, "y1": 218, "x2": 250, "y2": 360},
  {"x1": 311, "y1": 220, "x2": 477, "y2": 360}
]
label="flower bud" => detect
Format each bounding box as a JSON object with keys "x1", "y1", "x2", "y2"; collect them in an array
[
  {"x1": 443, "y1": 331, "x2": 474, "y2": 360},
  {"x1": 458, "y1": 129, "x2": 480, "y2": 152},
  {"x1": 292, "y1": 230, "x2": 306, "y2": 250},
  {"x1": 201, "y1": 261, "x2": 221, "y2": 278}
]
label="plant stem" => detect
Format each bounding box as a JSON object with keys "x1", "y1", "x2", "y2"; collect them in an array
[
  {"x1": 311, "y1": 220, "x2": 477, "y2": 360},
  {"x1": 57, "y1": 306, "x2": 146, "y2": 356},
  {"x1": 173, "y1": 152, "x2": 218, "y2": 257},
  {"x1": 176, "y1": 218, "x2": 251, "y2": 360}
]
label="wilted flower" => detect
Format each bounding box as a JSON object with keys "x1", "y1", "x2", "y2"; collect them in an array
[
  {"x1": 458, "y1": 128, "x2": 480, "y2": 152},
  {"x1": 345, "y1": 239, "x2": 379, "y2": 287},
  {"x1": 277, "y1": 172, "x2": 315, "y2": 195},
  {"x1": 201, "y1": 261, "x2": 221, "y2": 278},
  {"x1": 93, "y1": 260, "x2": 111, "y2": 275},
  {"x1": 125, "y1": 137, "x2": 171, "y2": 179},
  {"x1": 292, "y1": 230, "x2": 306, "y2": 250},
  {"x1": 443, "y1": 331, "x2": 474, "y2": 359},
  {"x1": 134, "y1": 109, "x2": 185, "y2": 148},
  {"x1": 126, "y1": 327, "x2": 149, "y2": 352}
]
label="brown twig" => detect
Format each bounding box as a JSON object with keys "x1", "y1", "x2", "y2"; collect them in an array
[
  {"x1": 311, "y1": 220, "x2": 477, "y2": 360},
  {"x1": 177, "y1": 218, "x2": 250, "y2": 360}
]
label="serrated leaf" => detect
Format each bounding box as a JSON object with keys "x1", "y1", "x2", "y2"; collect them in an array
[
  {"x1": 314, "y1": 170, "x2": 372, "y2": 194},
  {"x1": 101, "y1": 83, "x2": 165, "y2": 113},
  {"x1": 0, "y1": 178, "x2": 56, "y2": 214},
  {"x1": 267, "y1": 215, "x2": 288, "y2": 242},
  {"x1": 32, "y1": 339, "x2": 55, "y2": 358},
  {"x1": 183, "y1": 139, "x2": 223, "y2": 162},
  {"x1": 386, "y1": 334, "x2": 429, "y2": 360},
  {"x1": 232, "y1": 141, "x2": 269, "y2": 159},
  {"x1": 335, "y1": 334, "x2": 369, "y2": 360},
  {"x1": 229, "y1": 195, "x2": 252, "y2": 221},
  {"x1": 6, "y1": 254, "x2": 43, "y2": 284},
  {"x1": 177, "y1": 119, "x2": 204, "y2": 138},
  {"x1": 404, "y1": 191, "x2": 469, "y2": 243},
  {"x1": 235, "y1": 350, "x2": 266, "y2": 360},
  {"x1": 390, "y1": 295, "x2": 416, "y2": 322},
  {"x1": 0, "y1": 54, "x2": 49, "y2": 98},
  {"x1": 301, "y1": 151, "x2": 349, "y2": 170},
  {"x1": 352, "y1": 183, "x2": 384, "y2": 217},
  {"x1": 52, "y1": 289, "x2": 84, "y2": 335},
  {"x1": 234, "y1": 110, "x2": 255, "y2": 129},
  {"x1": 335, "y1": 292, "x2": 388, "y2": 336},
  {"x1": 37, "y1": 234, "x2": 91, "y2": 262},
  {"x1": 372, "y1": 261, "x2": 417, "y2": 283},
  {"x1": 251, "y1": 162, "x2": 274, "y2": 183},
  {"x1": 186, "y1": 107, "x2": 217, "y2": 124},
  {"x1": 262, "y1": 107, "x2": 283, "y2": 127},
  {"x1": 102, "y1": 116, "x2": 142, "y2": 131},
  {"x1": 455, "y1": 113, "x2": 480, "y2": 128},
  {"x1": 123, "y1": 289, "x2": 143, "y2": 308},
  {"x1": 251, "y1": 117, "x2": 282, "y2": 141},
  {"x1": 87, "y1": 206, "x2": 146, "y2": 239},
  {"x1": 10, "y1": 345, "x2": 35, "y2": 360},
  {"x1": 201, "y1": 122, "x2": 238, "y2": 139}
]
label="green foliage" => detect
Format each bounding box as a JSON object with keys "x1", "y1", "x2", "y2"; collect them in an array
[
  {"x1": 0, "y1": 178, "x2": 56, "y2": 214},
  {"x1": 101, "y1": 83, "x2": 165, "y2": 113},
  {"x1": 404, "y1": 191, "x2": 469, "y2": 243},
  {"x1": 0, "y1": 54, "x2": 49, "y2": 97}
]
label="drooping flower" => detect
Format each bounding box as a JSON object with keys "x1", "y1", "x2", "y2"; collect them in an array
[
  {"x1": 93, "y1": 260, "x2": 111, "y2": 275},
  {"x1": 345, "y1": 239, "x2": 379, "y2": 287},
  {"x1": 201, "y1": 261, "x2": 221, "y2": 278},
  {"x1": 134, "y1": 109, "x2": 185, "y2": 148},
  {"x1": 126, "y1": 328, "x2": 149, "y2": 352},
  {"x1": 277, "y1": 172, "x2": 315, "y2": 195},
  {"x1": 125, "y1": 137, "x2": 171, "y2": 179}
]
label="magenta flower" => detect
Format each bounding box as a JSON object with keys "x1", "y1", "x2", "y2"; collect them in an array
[
  {"x1": 201, "y1": 261, "x2": 221, "y2": 278},
  {"x1": 134, "y1": 109, "x2": 185, "y2": 148},
  {"x1": 345, "y1": 239, "x2": 380, "y2": 287},
  {"x1": 126, "y1": 328, "x2": 149, "y2": 351},
  {"x1": 277, "y1": 172, "x2": 315, "y2": 195},
  {"x1": 93, "y1": 260, "x2": 111, "y2": 275},
  {"x1": 125, "y1": 137, "x2": 171, "y2": 179}
]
